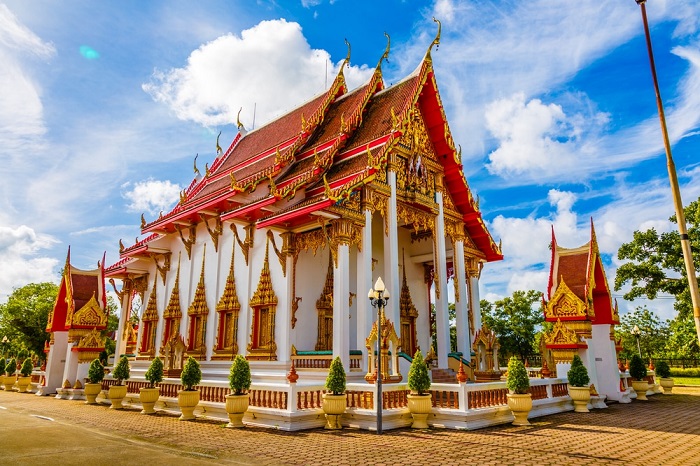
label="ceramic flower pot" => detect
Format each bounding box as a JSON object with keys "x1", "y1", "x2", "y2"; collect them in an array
[
  {"x1": 322, "y1": 393, "x2": 347, "y2": 430},
  {"x1": 631, "y1": 380, "x2": 650, "y2": 401},
  {"x1": 225, "y1": 393, "x2": 250, "y2": 428},
  {"x1": 108, "y1": 384, "x2": 128, "y2": 409},
  {"x1": 139, "y1": 387, "x2": 160, "y2": 414},
  {"x1": 507, "y1": 393, "x2": 532, "y2": 426},
  {"x1": 177, "y1": 390, "x2": 200, "y2": 421},
  {"x1": 3, "y1": 375, "x2": 16, "y2": 391},
  {"x1": 407, "y1": 393, "x2": 432, "y2": 429},
  {"x1": 16, "y1": 376, "x2": 31, "y2": 393},
  {"x1": 84, "y1": 383, "x2": 102, "y2": 404},
  {"x1": 659, "y1": 377, "x2": 674, "y2": 395},
  {"x1": 568, "y1": 385, "x2": 591, "y2": 413}
]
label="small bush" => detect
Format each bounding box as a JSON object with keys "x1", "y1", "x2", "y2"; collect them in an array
[
  {"x1": 229, "y1": 354, "x2": 252, "y2": 396},
  {"x1": 5, "y1": 358, "x2": 16, "y2": 376},
  {"x1": 324, "y1": 356, "x2": 346, "y2": 395},
  {"x1": 567, "y1": 355, "x2": 590, "y2": 387},
  {"x1": 654, "y1": 361, "x2": 671, "y2": 378},
  {"x1": 669, "y1": 367, "x2": 700, "y2": 377},
  {"x1": 181, "y1": 356, "x2": 201, "y2": 391},
  {"x1": 407, "y1": 350, "x2": 431, "y2": 395},
  {"x1": 87, "y1": 359, "x2": 104, "y2": 384},
  {"x1": 629, "y1": 354, "x2": 647, "y2": 381},
  {"x1": 112, "y1": 356, "x2": 131, "y2": 384},
  {"x1": 506, "y1": 357, "x2": 530, "y2": 394},
  {"x1": 144, "y1": 357, "x2": 164, "y2": 388},
  {"x1": 20, "y1": 358, "x2": 33, "y2": 377}
]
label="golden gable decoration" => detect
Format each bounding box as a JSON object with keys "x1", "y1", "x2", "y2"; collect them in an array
[
  {"x1": 213, "y1": 245, "x2": 241, "y2": 359},
  {"x1": 544, "y1": 319, "x2": 580, "y2": 346},
  {"x1": 247, "y1": 238, "x2": 278, "y2": 360},
  {"x1": 545, "y1": 278, "x2": 587, "y2": 319},
  {"x1": 73, "y1": 328, "x2": 106, "y2": 363},
  {"x1": 187, "y1": 245, "x2": 209, "y2": 358}
]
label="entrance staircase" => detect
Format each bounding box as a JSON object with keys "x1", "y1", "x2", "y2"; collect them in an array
[{"x1": 431, "y1": 368, "x2": 458, "y2": 384}]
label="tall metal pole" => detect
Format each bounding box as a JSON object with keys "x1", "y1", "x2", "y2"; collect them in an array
[
  {"x1": 376, "y1": 296, "x2": 383, "y2": 435},
  {"x1": 635, "y1": 0, "x2": 700, "y2": 346}
]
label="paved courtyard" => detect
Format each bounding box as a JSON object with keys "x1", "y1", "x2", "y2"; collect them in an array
[{"x1": 1, "y1": 387, "x2": 699, "y2": 466}]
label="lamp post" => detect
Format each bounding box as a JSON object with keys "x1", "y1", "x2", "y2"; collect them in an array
[
  {"x1": 632, "y1": 325, "x2": 642, "y2": 357},
  {"x1": 1, "y1": 336, "x2": 8, "y2": 359},
  {"x1": 368, "y1": 276, "x2": 390, "y2": 435},
  {"x1": 633, "y1": 0, "x2": 700, "y2": 347}
]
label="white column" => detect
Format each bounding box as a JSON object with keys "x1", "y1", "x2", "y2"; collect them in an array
[
  {"x1": 434, "y1": 191, "x2": 450, "y2": 368},
  {"x1": 115, "y1": 279, "x2": 132, "y2": 358},
  {"x1": 40, "y1": 331, "x2": 68, "y2": 395},
  {"x1": 356, "y1": 208, "x2": 374, "y2": 370},
  {"x1": 453, "y1": 239, "x2": 470, "y2": 356},
  {"x1": 333, "y1": 243, "x2": 351, "y2": 371},
  {"x1": 384, "y1": 171, "x2": 400, "y2": 325},
  {"x1": 470, "y1": 275, "x2": 482, "y2": 333}
]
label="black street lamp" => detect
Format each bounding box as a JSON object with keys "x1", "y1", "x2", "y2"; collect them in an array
[
  {"x1": 368, "y1": 276, "x2": 390, "y2": 435},
  {"x1": 632, "y1": 325, "x2": 642, "y2": 357}
]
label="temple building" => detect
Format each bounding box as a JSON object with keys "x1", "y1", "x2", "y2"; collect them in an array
[
  {"x1": 105, "y1": 27, "x2": 501, "y2": 386},
  {"x1": 542, "y1": 220, "x2": 629, "y2": 403}
]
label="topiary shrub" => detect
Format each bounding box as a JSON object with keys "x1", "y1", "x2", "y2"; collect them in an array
[
  {"x1": 407, "y1": 350, "x2": 431, "y2": 395},
  {"x1": 629, "y1": 354, "x2": 648, "y2": 381},
  {"x1": 229, "y1": 354, "x2": 252, "y2": 396},
  {"x1": 567, "y1": 355, "x2": 590, "y2": 387},
  {"x1": 181, "y1": 356, "x2": 201, "y2": 391},
  {"x1": 87, "y1": 359, "x2": 104, "y2": 384},
  {"x1": 112, "y1": 356, "x2": 131, "y2": 384},
  {"x1": 506, "y1": 356, "x2": 530, "y2": 394},
  {"x1": 144, "y1": 357, "x2": 164, "y2": 388},
  {"x1": 5, "y1": 358, "x2": 16, "y2": 376},
  {"x1": 655, "y1": 360, "x2": 671, "y2": 379},
  {"x1": 324, "y1": 356, "x2": 346, "y2": 396},
  {"x1": 17, "y1": 349, "x2": 29, "y2": 362},
  {"x1": 20, "y1": 358, "x2": 33, "y2": 377}
]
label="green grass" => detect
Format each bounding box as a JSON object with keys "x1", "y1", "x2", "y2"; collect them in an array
[{"x1": 673, "y1": 377, "x2": 700, "y2": 386}]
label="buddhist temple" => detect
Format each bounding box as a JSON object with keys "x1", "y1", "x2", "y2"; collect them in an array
[{"x1": 542, "y1": 220, "x2": 629, "y2": 403}]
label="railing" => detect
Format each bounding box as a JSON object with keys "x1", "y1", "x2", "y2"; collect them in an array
[
  {"x1": 467, "y1": 387, "x2": 508, "y2": 409},
  {"x1": 291, "y1": 350, "x2": 362, "y2": 370},
  {"x1": 431, "y1": 389, "x2": 459, "y2": 408}
]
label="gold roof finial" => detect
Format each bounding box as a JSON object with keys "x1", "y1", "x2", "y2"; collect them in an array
[
  {"x1": 378, "y1": 32, "x2": 390, "y2": 68},
  {"x1": 230, "y1": 171, "x2": 244, "y2": 193},
  {"x1": 193, "y1": 153, "x2": 201, "y2": 177},
  {"x1": 341, "y1": 38, "x2": 351, "y2": 72},
  {"x1": 216, "y1": 131, "x2": 223, "y2": 155},
  {"x1": 429, "y1": 17, "x2": 441, "y2": 54},
  {"x1": 118, "y1": 239, "x2": 124, "y2": 253},
  {"x1": 236, "y1": 107, "x2": 245, "y2": 131},
  {"x1": 141, "y1": 213, "x2": 146, "y2": 229}
]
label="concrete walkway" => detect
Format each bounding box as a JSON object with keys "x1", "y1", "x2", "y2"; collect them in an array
[{"x1": 1, "y1": 387, "x2": 699, "y2": 465}]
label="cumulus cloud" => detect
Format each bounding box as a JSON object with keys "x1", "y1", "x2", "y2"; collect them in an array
[
  {"x1": 484, "y1": 93, "x2": 609, "y2": 179},
  {"x1": 0, "y1": 225, "x2": 59, "y2": 303},
  {"x1": 143, "y1": 19, "x2": 373, "y2": 128},
  {"x1": 122, "y1": 179, "x2": 182, "y2": 216}
]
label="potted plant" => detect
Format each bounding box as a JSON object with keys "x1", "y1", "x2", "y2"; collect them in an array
[
  {"x1": 506, "y1": 356, "x2": 531, "y2": 426},
  {"x1": 567, "y1": 355, "x2": 591, "y2": 413},
  {"x1": 178, "y1": 356, "x2": 201, "y2": 421},
  {"x1": 16, "y1": 358, "x2": 34, "y2": 393},
  {"x1": 322, "y1": 356, "x2": 347, "y2": 430},
  {"x1": 4, "y1": 358, "x2": 16, "y2": 391},
  {"x1": 655, "y1": 360, "x2": 674, "y2": 395},
  {"x1": 140, "y1": 357, "x2": 163, "y2": 414},
  {"x1": 407, "y1": 349, "x2": 432, "y2": 429},
  {"x1": 629, "y1": 354, "x2": 649, "y2": 401},
  {"x1": 84, "y1": 359, "x2": 104, "y2": 404},
  {"x1": 225, "y1": 354, "x2": 251, "y2": 428},
  {"x1": 0, "y1": 359, "x2": 6, "y2": 391},
  {"x1": 109, "y1": 356, "x2": 130, "y2": 409}
]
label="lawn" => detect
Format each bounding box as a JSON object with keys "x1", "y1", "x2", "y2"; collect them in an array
[{"x1": 674, "y1": 377, "x2": 700, "y2": 386}]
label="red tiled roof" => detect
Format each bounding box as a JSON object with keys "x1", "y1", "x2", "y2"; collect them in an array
[{"x1": 557, "y1": 252, "x2": 589, "y2": 301}]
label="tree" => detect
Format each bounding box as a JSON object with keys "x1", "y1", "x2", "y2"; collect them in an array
[
  {"x1": 481, "y1": 290, "x2": 544, "y2": 362},
  {"x1": 614, "y1": 198, "x2": 700, "y2": 347},
  {"x1": 0, "y1": 282, "x2": 58, "y2": 360},
  {"x1": 615, "y1": 306, "x2": 669, "y2": 360}
]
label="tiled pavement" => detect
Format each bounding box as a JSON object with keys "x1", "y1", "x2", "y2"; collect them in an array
[{"x1": 1, "y1": 387, "x2": 699, "y2": 466}]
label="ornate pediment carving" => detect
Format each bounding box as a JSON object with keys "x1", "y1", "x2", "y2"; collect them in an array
[
  {"x1": 544, "y1": 319, "x2": 580, "y2": 346},
  {"x1": 71, "y1": 294, "x2": 107, "y2": 329},
  {"x1": 545, "y1": 278, "x2": 587, "y2": 320}
]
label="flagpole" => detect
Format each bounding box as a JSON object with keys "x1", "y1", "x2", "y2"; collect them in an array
[{"x1": 634, "y1": 0, "x2": 700, "y2": 346}]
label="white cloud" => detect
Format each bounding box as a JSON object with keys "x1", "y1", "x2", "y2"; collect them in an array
[
  {"x1": 301, "y1": 0, "x2": 323, "y2": 7},
  {"x1": 143, "y1": 19, "x2": 374, "y2": 128},
  {"x1": 122, "y1": 179, "x2": 182, "y2": 216},
  {"x1": 0, "y1": 225, "x2": 59, "y2": 303},
  {"x1": 0, "y1": 5, "x2": 55, "y2": 58}
]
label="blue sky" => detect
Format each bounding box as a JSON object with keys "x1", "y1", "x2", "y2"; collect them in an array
[{"x1": 1, "y1": 0, "x2": 699, "y2": 321}]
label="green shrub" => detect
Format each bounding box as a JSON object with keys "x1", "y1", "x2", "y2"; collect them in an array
[
  {"x1": 654, "y1": 361, "x2": 671, "y2": 378},
  {"x1": 87, "y1": 359, "x2": 104, "y2": 384},
  {"x1": 567, "y1": 355, "x2": 590, "y2": 387},
  {"x1": 629, "y1": 354, "x2": 647, "y2": 381},
  {"x1": 324, "y1": 356, "x2": 346, "y2": 395},
  {"x1": 669, "y1": 367, "x2": 700, "y2": 377},
  {"x1": 407, "y1": 350, "x2": 431, "y2": 395},
  {"x1": 506, "y1": 356, "x2": 530, "y2": 394},
  {"x1": 144, "y1": 357, "x2": 164, "y2": 388},
  {"x1": 20, "y1": 358, "x2": 33, "y2": 377},
  {"x1": 229, "y1": 355, "x2": 252, "y2": 396},
  {"x1": 112, "y1": 356, "x2": 131, "y2": 384},
  {"x1": 0, "y1": 359, "x2": 6, "y2": 376},
  {"x1": 17, "y1": 349, "x2": 29, "y2": 361},
  {"x1": 181, "y1": 356, "x2": 201, "y2": 391},
  {"x1": 5, "y1": 358, "x2": 16, "y2": 376}
]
